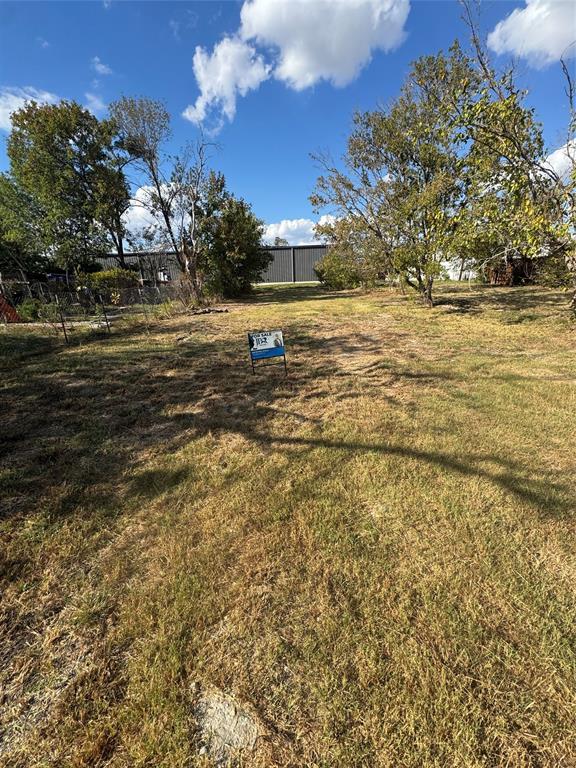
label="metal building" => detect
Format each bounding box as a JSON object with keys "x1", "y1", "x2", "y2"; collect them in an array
[{"x1": 98, "y1": 244, "x2": 327, "y2": 285}]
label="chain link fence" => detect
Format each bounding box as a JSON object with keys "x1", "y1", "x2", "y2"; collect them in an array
[{"x1": 0, "y1": 277, "x2": 193, "y2": 343}]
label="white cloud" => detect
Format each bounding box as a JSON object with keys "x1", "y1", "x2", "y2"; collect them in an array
[
  {"x1": 544, "y1": 140, "x2": 576, "y2": 178},
  {"x1": 122, "y1": 184, "x2": 190, "y2": 239},
  {"x1": 0, "y1": 86, "x2": 59, "y2": 131},
  {"x1": 184, "y1": 0, "x2": 409, "y2": 130},
  {"x1": 240, "y1": 0, "x2": 410, "y2": 90},
  {"x1": 91, "y1": 56, "x2": 113, "y2": 75},
  {"x1": 264, "y1": 215, "x2": 335, "y2": 245},
  {"x1": 182, "y1": 36, "x2": 270, "y2": 129},
  {"x1": 37, "y1": 37, "x2": 50, "y2": 49},
  {"x1": 85, "y1": 92, "x2": 106, "y2": 115},
  {"x1": 488, "y1": 0, "x2": 576, "y2": 67},
  {"x1": 122, "y1": 186, "x2": 161, "y2": 234}
]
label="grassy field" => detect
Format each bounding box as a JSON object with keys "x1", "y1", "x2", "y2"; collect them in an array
[{"x1": 1, "y1": 283, "x2": 575, "y2": 767}]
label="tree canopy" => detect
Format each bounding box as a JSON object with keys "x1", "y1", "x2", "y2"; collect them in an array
[
  {"x1": 312, "y1": 38, "x2": 575, "y2": 305},
  {"x1": 6, "y1": 101, "x2": 129, "y2": 271}
]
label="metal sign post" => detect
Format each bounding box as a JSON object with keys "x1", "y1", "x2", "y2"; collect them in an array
[{"x1": 248, "y1": 330, "x2": 287, "y2": 375}]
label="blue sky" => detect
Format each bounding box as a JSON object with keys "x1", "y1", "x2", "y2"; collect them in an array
[{"x1": 0, "y1": 0, "x2": 574, "y2": 243}]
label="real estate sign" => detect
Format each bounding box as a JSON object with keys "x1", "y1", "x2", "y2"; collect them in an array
[
  {"x1": 248, "y1": 330, "x2": 287, "y2": 374},
  {"x1": 248, "y1": 330, "x2": 284, "y2": 359}
]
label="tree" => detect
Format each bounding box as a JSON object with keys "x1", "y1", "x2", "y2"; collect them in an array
[
  {"x1": 314, "y1": 216, "x2": 386, "y2": 288},
  {"x1": 7, "y1": 101, "x2": 130, "y2": 272},
  {"x1": 199, "y1": 173, "x2": 269, "y2": 297},
  {"x1": 0, "y1": 173, "x2": 48, "y2": 274},
  {"x1": 110, "y1": 97, "x2": 212, "y2": 300},
  {"x1": 273, "y1": 237, "x2": 289, "y2": 246},
  {"x1": 111, "y1": 97, "x2": 269, "y2": 301},
  {"x1": 415, "y1": 41, "x2": 571, "y2": 286},
  {"x1": 312, "y1": 32, "x2": 575, "y2": 306},
  {"x1": 311, "y1": 48, "x2": 468, "y2": 306},
  {"x1": 93, "y1": 126, "x2": 131, "y2": 267},
  {"x1": 430, "y1": 6, "x2": 575, "y2": 297}
]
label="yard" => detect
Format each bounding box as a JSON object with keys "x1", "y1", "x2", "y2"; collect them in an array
[{"x1": 1, "y1": 283, "x2": 575, "y2": 767}]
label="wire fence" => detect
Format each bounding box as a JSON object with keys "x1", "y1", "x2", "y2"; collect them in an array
[{"x1": 0, "y1": 277, "x2": 193, "y2": 343}]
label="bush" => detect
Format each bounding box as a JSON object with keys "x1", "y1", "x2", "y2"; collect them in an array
[
  {"x1": 16, "y1": 297, "x2": 43, "y2": 321},
  {"x1": 202, "y1": 198, "x2": 272, "y2": 298},
  {"x1": 533, "y1": 252, "x2": 574, "y2": 289},
  {"x1": 314, "y1": 250, "x2": 364, "y2": 289},
  {"x1": 152, "y1": 301, "x2": 177, "y2": 320},
  {"x1": 16, "y1": 298, "x2": 60, "y2": 324},
  {"x1": 82, "y1": 268, "x2": 140, "y2": 303}
]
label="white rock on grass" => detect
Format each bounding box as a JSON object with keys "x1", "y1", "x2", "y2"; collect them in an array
[{"x1": 193, "y1": 684, "x2": 263, "y2": 766}]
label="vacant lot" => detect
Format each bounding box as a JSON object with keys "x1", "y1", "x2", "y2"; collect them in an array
[{"x1": 1, "y1": 284, "x2": 575, "y2": 767}]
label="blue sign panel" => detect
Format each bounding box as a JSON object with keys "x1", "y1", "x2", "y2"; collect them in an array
[
  {"x1": 248, "y1": 330, "x2": 284, "y2": 359},
  {"x1": 248, "y1": 330, "x2": 287, "y2": 374}
]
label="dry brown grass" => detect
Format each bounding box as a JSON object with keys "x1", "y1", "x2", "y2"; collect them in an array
[{"x1": 1, "y1": 283, "x2": 575, "y2": 767}]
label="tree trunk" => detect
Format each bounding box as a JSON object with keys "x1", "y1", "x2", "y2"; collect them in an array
[
  {"x1": 116, "y1": 238, "x2": 126, "y2": 269},
  {"x1": 181, "y1": 243, "x2": 204, "y2": 305},
  {"x1": 422, "y1": 278, "x2": 434, "y2": 307},
  {"x1": 566, "y1": 253, "x2": 576, "y2": 313},
  {"x1": 115, "y1": 213, "x2": 126, "y2": 268},
  {"x1": 458, "y1": 256, "x2": 466, "y2": 281},
  {"x1": 416, "y1": 271, "x2": 434, "y2": 307}
]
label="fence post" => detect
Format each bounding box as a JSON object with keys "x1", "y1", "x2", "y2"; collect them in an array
[
  {"x1": 139, "y1": 288, "x2": 150, "y2": 329},
  {"x1": 55, "y1": 295, "x2": 69, "y2": 344},
  {"x1": 137, "y1": 254, "x2": 145, "y2": 284},
  {"x1": 98, "y1": 294, "x2": 111, "y2": 333},
  {"x1": 291, "y1": 247, "x2": 296, "y2": 283},
  {"x1": 20, "y1": 269, "x2": 32, "y2": 298}
]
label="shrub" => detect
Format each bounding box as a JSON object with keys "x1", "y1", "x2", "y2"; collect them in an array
[
  {"x1": 16, "y1": 298, "x2": 60, "y2": 324},
  {"x1": 152, "y1": 301, "x2": 177, "y2": 320},
  {"x1": 82, "y1": 268, "x2": 140, "y2": 303},
  {"x1": 16, "y1": 297, "x2": 43, "y2": 321},
  {"x1": 202, "y1": 198, "x2": 272, "y2": 298},
  {"x1": 314, "y1": 250, "x2": 363, "y2": 289},
  {"x1": 533, "y1": 252, "x2": 574, "y2": 289}
]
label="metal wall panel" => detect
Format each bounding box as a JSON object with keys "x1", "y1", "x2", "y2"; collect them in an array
[
  {"x1": 259, "y1": 245, "x2": 327, "y2": 284},
  {"x1": 97, "y1": 255, "x2": 140, "y2": 271},
  {"x1": 96, "y1": 253, "x2": 181, "y2": 282},
  {"x1": 294, "y1": 246, "x2": 325, "y2": 282},
  {"x1": 259, "y1": 247, "x2": 293, "y2": 283}
]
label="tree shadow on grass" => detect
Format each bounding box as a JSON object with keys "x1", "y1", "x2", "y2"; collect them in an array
[
  {"x1": 1, "y1": 307, "x2": 574, "y2": 762},
  {"x1": 435, "y1": 285, "x2": 571, "y2": 314},
  {"x1": 1, "y1": 318, "x2": 572, "y2": 537},
  {"x1": 246, "y1": 284, "x2": 358, "y2": 305},
  {"x1": 240, "y1": 429, "x2": 570, "y2": 517},
  {"x1": 129, "y1": 467, "x2": 192, "y2": 500},
  {"x1": 0, "y1": 329, "x2": 61, "y2": 366}
]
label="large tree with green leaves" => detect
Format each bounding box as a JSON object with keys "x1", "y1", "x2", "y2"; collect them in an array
[
  {"x1": 414, "y1": 27, "x2": 575, "y2": 290},
  {"x1": 7, "y1": 100, "x2": 129, "y2": 272},
  {"x1": 312, "y1": 47, "x2": 470, "y2": 306},
  {"x1": 0, "y1": 173, "x2": 48, "y2": 274},
  {"x1": 312, "y1": 31, "x2": 575, "y2": 306}
]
